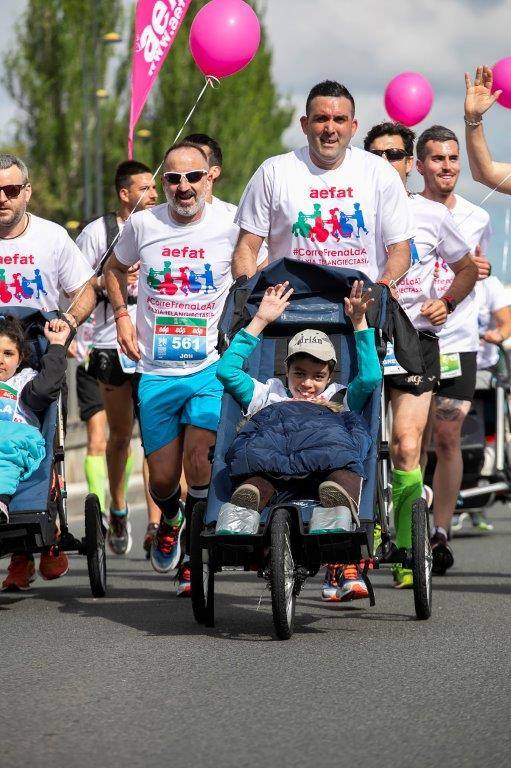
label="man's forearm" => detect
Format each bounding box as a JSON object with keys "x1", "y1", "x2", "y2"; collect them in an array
[
  {"x1": 466, "y1": 123, "x2": 511, "y2": 193},
  {"x1": 445, "y1": 261, "x2": 478, "y2": 304},
  {"x1": 67, "y1": 282, "x2": 97, "y2": 325},
  {"x1": 380, "y1": 240, "x2": 411, "y2": 284},
  {"x1": 105, "y1": 265, "x2": 128, "y2": 310},
  {"x1": 232, "y1": 241, "x2": 257, "y2": 279}
]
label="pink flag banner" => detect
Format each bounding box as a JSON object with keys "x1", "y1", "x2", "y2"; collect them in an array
[{"x1": 128, "y1": 0, "x2": 193, "y2": 157}]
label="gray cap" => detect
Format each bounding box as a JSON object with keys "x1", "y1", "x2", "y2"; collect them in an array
[{"x1": 286, "y1": 329, "x2": 337, "y2": 363}]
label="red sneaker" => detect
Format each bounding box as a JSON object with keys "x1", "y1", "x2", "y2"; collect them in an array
[
  {"x1": 2, "y1": 554, "x2": 36, "y2": 591},
  {"x1": 39, "y1": 549, "x2": 69, "y2": 580},
  {"x1": 336, "y1": 564, "x2": 369, "y2": 602}
]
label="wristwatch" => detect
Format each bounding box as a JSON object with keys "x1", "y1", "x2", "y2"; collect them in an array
[{"x1": 441, "y1": 295, "x2": 457, "y2": 314}]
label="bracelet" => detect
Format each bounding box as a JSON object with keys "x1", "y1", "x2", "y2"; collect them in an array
[
  {"x1": 464, "y1": 115, "x2": 483, "y2": 127},
  {"x1": 114, "y1": 311, "x2": 130, "y2": 322},
  {"x1": 113, "y1": 303, "x2": 127, "y2": 312}
]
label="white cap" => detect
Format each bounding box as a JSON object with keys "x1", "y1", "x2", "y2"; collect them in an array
[{"x1": 286, "y1": 329, "x2": 337, "y2": 363}]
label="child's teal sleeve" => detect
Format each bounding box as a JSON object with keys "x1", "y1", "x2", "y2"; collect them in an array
[
  {"x1": 216, "y1": 329, "x2": 259, "y2": 410},
  {"x1": 347, "y1": 328, "x2": 382, "y2": 413}
]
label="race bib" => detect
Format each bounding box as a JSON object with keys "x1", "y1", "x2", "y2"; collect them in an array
[
  {"x1": 440, "y1": 352, "x2": 462, "y2": 380},
  {"x1": 152, "y1": 315, "x2": 208, "y2": 363},
  {"x1": 117, "y1": 348, "x2": 137, "y2": 374},
  {"x1": 383, "y1": 342, "x2": 406, "y2": 376},
  {"x1": 0, "y1": 383, "x2": 18, "y2": 422}
]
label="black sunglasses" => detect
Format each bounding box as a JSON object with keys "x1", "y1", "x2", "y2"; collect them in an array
[
  {"x1": 162, "y1": 170, "x2": 207, "y2": 185},
  {"x1": 0, "y1": 183, "x2": 28, "y2": 199},
  {"x1": 370, "y1": 148, "x2": 409, "y2": 162}
]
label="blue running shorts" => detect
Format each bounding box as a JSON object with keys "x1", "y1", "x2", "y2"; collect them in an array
[{"x1": 137, "y1": 362, "x2": 223, "y2": 456}]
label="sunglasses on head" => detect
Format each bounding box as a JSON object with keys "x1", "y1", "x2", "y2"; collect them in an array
[
  {"x1": 162, "y1": 170, "x2": 207, "y2": 185},
  {"x1": 370, "y1": 148, "x2": 409, "y2": 162},
  {"x1": 0, "y1": 183, "x2": 28, "y2": 200}
]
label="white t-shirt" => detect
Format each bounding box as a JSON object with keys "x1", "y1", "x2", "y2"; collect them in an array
[
  {"x1": 77, "y1": 216, "x2": 137, "y2": 348},
  {"x1": 114, "y1": 202, "x2": 238, "y2": 375},
  {"x1": 476, "y1": 276, "x2": 511, "y2": 370},
  {"x1": 397, "y1": 195, "x2": 470, "y2": 332},
  {"x1": 247, "y1": 380, "x2": 345, "y2": 418},
  {"x1": 0, "y1": 214, "x2": 93, "y2": 313},
  {"x1": 211, "y1": 195, "x2": 268, "y2": 265},
  {"x1": 433, "y1": 194, "x2": 492, "y2": 354},
  {"x1": 0, "y1": 367, "x2": 38, "y2": 427},
  {"x1": 235, "y1": 145, "x2": 414, "y2": 281}
]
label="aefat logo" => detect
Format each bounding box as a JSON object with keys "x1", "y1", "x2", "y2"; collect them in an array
[
  {"x1": 137, "y1": 1, "x2": 189, "y2": 76},
  {"x1": 309, "y1": 187, "x2": 354, "y2": 199}
]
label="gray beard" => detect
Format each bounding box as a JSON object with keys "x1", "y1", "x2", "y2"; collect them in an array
[{"x1": 166, "y1": 189, "x2": 206, "y2": 219}]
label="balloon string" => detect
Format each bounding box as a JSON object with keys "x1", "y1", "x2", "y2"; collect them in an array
[{"x1": 66, "y1": 76, "x2": 219, "y2": 315}]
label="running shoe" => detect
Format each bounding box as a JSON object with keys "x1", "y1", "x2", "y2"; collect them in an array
[
  {"x1": 318, "y1": 481, "x2": 360, "y2": 525},
  {"x1": 391, "y1": 564, "x2": 413, "y2": 589},
  {"x1": 451, "y1": 512, "x2": 469, "y2": 533},
  {"x1": 176, "y1": 561, "x2": 191, "y2": 596},
  {"x1": 107, "y1": 509, "x2": 132, "y2": 556},
  {"x1": 143, "y1": 522, "x2": 159, "y2": 558},
  {"x1": 2, "y1": 554, "x2": 36, "y2": 591},
  {"x1": 39, "y1": 549, "x2": 69, "y2": 580},
  {"x1": 472, "y1": 511, "x2": 494, "y2": 532},
  {"x1": 336, "y1": 564, "x2": 369, "y2": 602},
  {"x1": 422, "y1": 484, "x2": 433, "y2": 509},
  {"x1": 321, "y1": 564, "x2": 341, "y2": 601},
  {"x1": 231, "y1": 483, "x2": 260, "y2": 511},
  {"x1": 431, "y1": 528, "x2": 454, "y2": 574},
  {"x1": 150, "y1": 514, "x2": 184, "y2": 573},
  {"x1": 373, "y1": 522, "x2": 382, "y2": 555}
]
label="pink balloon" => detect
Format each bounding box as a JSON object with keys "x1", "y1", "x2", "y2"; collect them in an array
[
  {"x1": 189, "y1": 0, "x2": 261, "y2": 79},
  {"x1": 384, "y1": 72, "x2": 434, "y2": 127},
  {"x1": 492, "y1": 57, "x2": 511, "y2": 109}
]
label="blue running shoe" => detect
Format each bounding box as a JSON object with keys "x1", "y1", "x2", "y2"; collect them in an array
[{"x1": 150, "y1": 512, "x2": 184, "y2": 573}]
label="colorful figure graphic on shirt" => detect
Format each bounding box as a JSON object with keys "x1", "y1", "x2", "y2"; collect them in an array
[
  {"x1": 201, "y1": 264, "x2": 217, "y2": 294},
  {"x1": 292, "y1": 211, "x2": 311, "y2": 237},
  {"x1": 31, "y1": 269, "x2": 48, "y2": 299},
  {"x1": 9, "y1": 274, "x2": 25, "y2": 302},
  {"x1": 347, "y1": 202, "x2": 369, "y2": 236},
  {"x1": 339, "y1": 211, "x2": 354, "y2": 238},
  {"x1": 147, "y1": 267, "x2": 162, "y2": 289},
  {"x1": 326, "y1": 209, "x2": 342, "y2": 241},
  {"x1": 158, "y1": 269, "x2": 178, "y2": 296},
  {"x1": 410, "y1": 238, "x2": 420, "y2": 266},
  {"x1": 327, "y1": 208, "x2": 354, "y2": 240},
  {"x1": 434, "y1": 257, "x2": 450, "y2": 280},
  {"x1": 0, "y1": 269, "x2": 13, "y2": 303},
  {"x1": 177, "y1": 266, "x2": 191, "y2": 296},
  {"x1": 309, "y1": 215, "x2": 330, "y2": 243},
  {"x1": 188, "y1": 270, "x2": 202, "y2": 293}
]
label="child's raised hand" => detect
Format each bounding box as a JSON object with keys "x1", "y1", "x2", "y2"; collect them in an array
[
  {"x1": 255, "y1": 282, "x2": 294, "y2": 325},
  {"x1": 344, "y1": 279, "x2": 374, "y2": 330},
  {"x1": 44, "y1": 321, "x2": 70, "y2": 346}
]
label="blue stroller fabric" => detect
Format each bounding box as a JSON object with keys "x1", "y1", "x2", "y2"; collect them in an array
[
  {"x1": 0, "y1": 422, "x2": 46, "y2": 496},
  {"x1": 226, "y1": 401, "x2": 371, "y2": 480}
]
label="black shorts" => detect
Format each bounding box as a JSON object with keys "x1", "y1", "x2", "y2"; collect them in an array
[
  {"x1": 76, "y1": 363, "x2": 104, "y2": 422},
  {"x1": 386, "y1": 331, "x2": 440, "y2": 396},
  {"x1": 436, "y1": 351, "x2": 477, "y2": 403},
  {"x1": 88, "y1": 348, "x2": 134, "y2": 388}
]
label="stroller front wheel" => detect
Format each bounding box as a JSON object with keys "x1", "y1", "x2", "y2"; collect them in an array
[
  {"x1": 411, "y1": 498, "x2": 432, "y2": 620},
  {"x1": 84, "y1": 494, "x2": 107, "y2": 597},
  {"x1": 190, "y1": 502, "x2": 215, "y2": 627},
  {"x1": 270, "y1": 508, "x2": 296, "y2": 640}
]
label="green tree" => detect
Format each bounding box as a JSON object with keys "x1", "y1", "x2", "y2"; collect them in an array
[
  {"x1": 2, "y1": 0, "x2": 124, "y2": 224},
  {"x1": 132, "y1": 0, "x2": 293, "y2": 205}
]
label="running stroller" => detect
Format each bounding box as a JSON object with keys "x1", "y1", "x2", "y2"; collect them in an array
[{"x1": 190, "y1": 260, "x2": 432, "y2": 639}]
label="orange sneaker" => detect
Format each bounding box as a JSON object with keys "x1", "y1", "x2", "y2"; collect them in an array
[
  {"x1": 39, "y1": 549, "x2": 69, "y2": 580},
  {"x1": 2, "y1": 554, "x2": 36, "y2": 591},
  {"x1": 336, "y1": 564, "x2": 369, "y2": 602}
]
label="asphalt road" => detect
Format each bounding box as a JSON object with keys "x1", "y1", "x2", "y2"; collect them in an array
[{"x1": 1, "y1": 497, "x2": 510, "y2": 768}]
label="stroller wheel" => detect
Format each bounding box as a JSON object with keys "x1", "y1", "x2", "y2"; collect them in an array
[
  {"x1": 190, "y1": 502, "x2": 215, "y2": 627},
  {"x1": 411, "y1": 498, "x2": 432, "y2": 620},
  {"x1": 270, "y1": 508, "x2": 296, "y2": 640},
  {"x1": 85, "y1": 494, "x2": 107, "y2": 597}
]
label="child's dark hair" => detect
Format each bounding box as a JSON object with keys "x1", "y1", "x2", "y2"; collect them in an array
[
  {"x1": 287, "y1": 352, "x2": 336, "y2": 373},
  {"x1": 0, "y1": 315, "x2": 29, "y2": 369}
]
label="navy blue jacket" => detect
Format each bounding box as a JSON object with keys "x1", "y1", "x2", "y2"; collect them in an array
[{"x1": 225, "y1": 401, "x2": 372, "y2": 480}]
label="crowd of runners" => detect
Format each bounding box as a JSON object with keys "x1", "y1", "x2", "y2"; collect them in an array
[{"x1": 1, "y1": 66, "x2": 510, "y2": 601}]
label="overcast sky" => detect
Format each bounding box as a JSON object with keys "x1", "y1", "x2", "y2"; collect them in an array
[{"x1": 1, "y1": 0, "x2": 511, "y2": 275}]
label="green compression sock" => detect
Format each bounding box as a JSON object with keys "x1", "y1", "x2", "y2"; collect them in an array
[
  {"x1": 84, "y1": 454, "x2": 107, "y2": 513},
  {"x1": 392, "y1": 467, "x2": 423, "y2": 550},
  {"x1": 124, "y1": 452, "x2": 134, "y2": 494}
]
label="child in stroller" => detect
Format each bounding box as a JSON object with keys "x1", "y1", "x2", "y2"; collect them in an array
[
  {"x1": 216, "y1": 279, "x2": 382, "y2": 601},
  {"x1": 0, "y1": 314, "x2": 68, "y2": 588}
]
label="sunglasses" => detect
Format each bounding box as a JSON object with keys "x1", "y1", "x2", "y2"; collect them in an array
[
  {"x1": 0, "y1": 183, "x2": 28, "y2": 199},
  {"x1": 162, "y1": 170, "x2": 207, "y2": 185},
  {"x1": 370, "y1": 148, "x2": 409, "y2": 162}
]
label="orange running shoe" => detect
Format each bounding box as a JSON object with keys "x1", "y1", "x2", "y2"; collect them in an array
[
  {"x1": 39, "y1": 549, "x2": 69, "y2": 580},
  {"x1": 321, "y1": 564, "x2": 341, "y2": 602},
  {"x1": 336, "y1": 564, "x2": 369, "y2": 602},
  {"x1": 2, "y1": 554, "x2": 36, "y2": 591}
]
